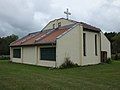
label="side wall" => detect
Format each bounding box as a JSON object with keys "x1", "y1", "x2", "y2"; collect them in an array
[
  {"x1": 101, "y1": 32, "x2": 111, "y2": 58},
  {"x1": 56, "y1": 25, "x2": 82, "y2": 67},
  {"x1": 11, "y1": 46, "x2": 56, "y2": 67},
  {"x1": 82, "y1": 31, "x2": 101, "y2": 65}
]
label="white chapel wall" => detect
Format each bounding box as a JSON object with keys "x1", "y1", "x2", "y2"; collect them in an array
[
  {"x1": 22, "y1": 46, "x2": 36, "y2": 65},
  {"x1": 101, "y1": 32, "x2": 111, "y2": 58},
  {"x1": 82, "y1": 31, "x2": 101, "y2": 65},
  {"x1": 56, "y1": 25, "x2": 81, "y2": 67}
]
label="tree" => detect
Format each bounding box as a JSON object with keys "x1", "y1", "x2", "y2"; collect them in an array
[
  {"x1": 112, "y1": 33, "x2": 120, "y2": 59},
  {"x1": 104, "y1": 32, "x2": 116, "y2": 43},
  {"x1": 0, "y1": 34, "x2": 18, "y2": 55}
]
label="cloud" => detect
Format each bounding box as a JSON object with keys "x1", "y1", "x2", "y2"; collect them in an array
[{"x1": 0, "y1": 0, "x2": 119, "y2": 37}]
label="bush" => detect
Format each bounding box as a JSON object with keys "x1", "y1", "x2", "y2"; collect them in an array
[
  {"x1": 59, "y1": 57, "x2": 78, "y2": 69},
  {"x1": 112, "y1": 53, "x2": 120, "y2": 60},
  {"x1": 0, "y1": 55, "x2": 10, "y2": 60},
  {"x1": 106, "y1": 58, "x2": 112, "y2": 64}
]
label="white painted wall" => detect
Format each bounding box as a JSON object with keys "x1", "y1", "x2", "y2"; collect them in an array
[
  {"x1": 43, "y1": 18, "x2": 75, "y2": 30},
  {"x1": 11, "y1": 46, "x2": 56, "y2": 67},
  {"x1": 22, "y1": 46, "x2": 36, "y2": 65},
  {"x1": 12, "y1": 58, "x2": 22, "y2": 63},
  {"x1": 101, "y1": 32, "x2": 111, "y2": 58},
  {"x1": 56, "y1": 25, "x2": 81, "y2": 67},
  {"x1": 82, "y1": 31, "x2": 101, "y2": 65},
  {"x1": 37, "y1": 60, "x2": 56, "y2": 67}
]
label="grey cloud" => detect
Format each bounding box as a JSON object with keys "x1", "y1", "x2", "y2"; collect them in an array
[
  {"x1": 88, "y1": 0, "x2": 120, "y2": 32},
  {"x1": 0, "y1": 0, "x2": 119, "y2": 37}
]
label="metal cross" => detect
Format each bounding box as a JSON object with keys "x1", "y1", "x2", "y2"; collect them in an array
[{"x1": 64, "y1": 8, "x2": 71, "y2": 20}]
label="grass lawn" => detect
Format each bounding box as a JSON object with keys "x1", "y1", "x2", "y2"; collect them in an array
[{"x1": 0, "y1": 60, "x2": 120, "y2": 90}]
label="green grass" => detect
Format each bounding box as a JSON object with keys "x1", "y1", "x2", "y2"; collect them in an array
[{"x1": 0, "y1": 60, "x2": 120, "y2": 90}]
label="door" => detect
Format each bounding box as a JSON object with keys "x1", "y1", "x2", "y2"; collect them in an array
[{"x1": 101, "y1": 51, "x2": 107, "y2": 63}]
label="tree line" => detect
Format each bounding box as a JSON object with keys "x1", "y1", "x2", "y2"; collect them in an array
[{"x1": 0, "y1": 34, "x2": 18, "y2": 55}]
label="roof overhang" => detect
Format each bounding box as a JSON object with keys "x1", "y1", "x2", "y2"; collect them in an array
[{"x1": 10, "y1": 42, "x2": 56, "y2": 47}]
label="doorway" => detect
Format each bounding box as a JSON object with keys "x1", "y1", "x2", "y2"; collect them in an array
[{"x1": 101, "y1": 51, "x2": 107, "y2": 63}]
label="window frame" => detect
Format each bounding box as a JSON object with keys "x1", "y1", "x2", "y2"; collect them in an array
[
  {"x1": 13, "y1": 48, "x2": 21, "y2": 58},
  {"x1": 40, "y1": 47, "x2": 56, "y2": 61}
]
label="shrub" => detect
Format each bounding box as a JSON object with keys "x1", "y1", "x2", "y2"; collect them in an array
[
  {"x1": 115, "y1": 54, "x2": 118, "y2": 60},
  {"x1": 59, "y1": 57, "x2": 78, "y2": 69},
  {"x1": 112, "y1": 53, "x2": 120, "y2": 60},
  {"x1": 106, "y1": 58, "x2": 112, "y2": 64},
  {"x1": 0, "y1": 55, "x2": 10, "y2": 60}
]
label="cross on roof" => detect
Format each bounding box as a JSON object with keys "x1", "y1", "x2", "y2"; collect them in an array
[{"x1": 64, "y1": 8, "x2": 71, "y2": 20}]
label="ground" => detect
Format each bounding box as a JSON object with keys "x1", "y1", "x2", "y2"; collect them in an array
[{"x1": 0, "y1": 60, "x2": 120, "y2": 90}]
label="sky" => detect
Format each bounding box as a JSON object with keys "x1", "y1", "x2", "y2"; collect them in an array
[{"x1": 0, "y1": 0, "x2": 120, "y2": 37}]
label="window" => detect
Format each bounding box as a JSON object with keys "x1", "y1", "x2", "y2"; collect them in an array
[
  {"x1": 95, "y1": 34, "x2": 97, "y2": 56},
  {"x1": 58, "y1": 22, "x2": 61, "y2": 27},
  {"x1": 83, "y1": 33, "x2": 86, "y2": 56},
  {"x1": 53, "y1": 24, "x2": 55, "y2": 29},
  {"x1": 40, "y1": 47, "x2": 56, "y2": 61},
  {"x1": 13, "y1": 49, "x2": 21, "y2": 58}
]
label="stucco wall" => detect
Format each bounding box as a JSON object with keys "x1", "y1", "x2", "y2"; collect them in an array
[
  {"x1": 43, "y1": 18, "x2": 74, "y2": 30},
  {"x1": 56, "y1": 25, "x2": 81, "y2": 67},
  {"x1": 22, "y1": 46, "x2": 36, "y2": 65},
  {"x1": 12, "y1": 58, "x2": 22, "y2": 63},
  {"x1": 82, "y1": 31, "x2": 101, "y2": 65},
  {"x1": 11, "y1": 46, "x2": 56, "y2": 67},
  {"x1": 101, "y1": 32, "x2": 111, "y2": 58},
  {"x1": 37, "y1": 60, "x2": 56, "y2": 67}
]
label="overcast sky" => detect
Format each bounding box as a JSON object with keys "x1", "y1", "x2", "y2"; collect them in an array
[{"x1": 0, "y1": 0, "x2": 120, "y2": 37}]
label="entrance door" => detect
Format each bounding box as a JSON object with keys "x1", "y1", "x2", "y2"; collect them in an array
[{"x1": 101, "y1": 51, "x2": 107, "y2": 63}]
